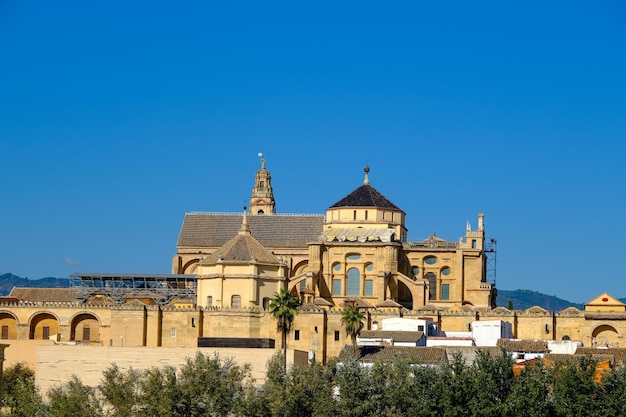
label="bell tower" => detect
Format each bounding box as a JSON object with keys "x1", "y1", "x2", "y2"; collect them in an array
[{"x1": 249, "y1": 153, "x2": 276, "y2": 215}]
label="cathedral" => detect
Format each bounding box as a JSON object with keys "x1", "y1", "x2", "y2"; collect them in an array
[
  {"x1": 174, "y1": 156, "x2": 495, "y2": 312},
  {"x1": 0, "y1": 156, "x2": 625, "y2": 385}
]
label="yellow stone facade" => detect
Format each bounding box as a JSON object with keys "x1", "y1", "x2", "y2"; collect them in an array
[{"x1": 1, "y1": 158, "x2": 625, "y2": 373}]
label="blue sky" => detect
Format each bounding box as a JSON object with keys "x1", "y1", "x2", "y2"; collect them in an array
[{"x1": 1, "y1": 1, "x2": 624, "y2": 303}]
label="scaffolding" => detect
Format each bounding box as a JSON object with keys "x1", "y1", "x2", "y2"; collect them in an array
[
  {"x1": 70, "y1": 273, "x2": 197, "y2": 305},
  {"x1": 484, "y1": 238, "x2": 497, "y2": 285}
]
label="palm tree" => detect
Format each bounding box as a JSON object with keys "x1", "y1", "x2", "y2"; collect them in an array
[
  {"x1": 341, "y1": 305, "x2": 365, "y2": 347},
  {"x1": 268, "y1": 287, "x2": 300, "y2": 373}
]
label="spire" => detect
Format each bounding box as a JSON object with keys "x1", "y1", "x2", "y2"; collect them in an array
[
  {"x1": 249, "y1": 153, "x2": 276, "y2": 215},
  {"x1": 363, "y1": 165, "x2": 370, "y2": 185},
  {"x1": 239, "y1": 205, "x2": 251, "y2": 235}
]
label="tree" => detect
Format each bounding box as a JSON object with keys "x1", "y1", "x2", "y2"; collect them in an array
[
  {"x1": 269, "y1": 287, "x2": 300, "y2": 372},
  {"x1": 1, "y1": 362, "x2": 44, "y2": 416},
  {"x1": 507, "y1": 299, "x2": 514, "y2": 310},
  {"x1": 176, "y1": 351, "x2": 251, "y2": 417},
  {"x1": 341, "y1": 305, "x2": 365, "y2": 347},
  {"x1": 47, "y1": 374, "x2": 103, "y2": 417},
  {"x1": 137, "y1": 366, "x2": 183, "y2": 417},
  {"x1": 98, "y1": 364, "x2": 142, "y2": 417}
]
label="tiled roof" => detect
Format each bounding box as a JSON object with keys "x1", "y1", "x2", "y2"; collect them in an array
[
  {"x1": 177, "y1": 213, "x2": 325, "y2": 248},
  {"x1": 497, "y1": 339, "x2": 549, "y2": 353},
  {"x1": 575, "y1": 347, "x2": 626, "y2": 365},
  {"x1": 0, "y1": 297, "x2": 23, "y2": 304},
  {"x1": 544, "y1": 353, "x2": 615, "y2": 366},
  {"x1": 445, "y1": 346, "x2": 504, "y2": 363},
  {"x1": 343, "y1": 297, "x2": 375, "y2": 309},
  {"x1": 359, "y1": 330, "x2": 424, "y2": 343},
  {"x1": 338, "y1": 345, "x2": 447, "y2": 364},
  {"x1": 375, "y1": 299, "x2": 403, "y2": 308},
  {"x1": 329, "y1": 184, "x2": 402, "y2": 211},
  {"x1": 314, "y1": 297, "x2": 334, "y2": 307},
  {"x1": 203, "y1": 232, "x2": 280, "y2": 264},
  {"x1": 8, "y1": 288, "x2": 72, "y2": 303}
]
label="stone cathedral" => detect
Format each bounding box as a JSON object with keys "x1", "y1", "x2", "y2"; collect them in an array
[
  {"x1": 174, "y1": 156, "x2": 495, "y2": 312},
  {"x1": 1, "y1": 156, "x2": 625, "y2": 378}
]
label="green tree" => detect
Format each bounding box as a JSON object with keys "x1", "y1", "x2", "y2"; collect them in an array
[
  {"x1": 47, "y1": 374, "x2": 103, "y2": 417},
  {"x1": 333, "y1": 357, "x2": 371, "y2": 417},
  {"x1": 340, "y1": 305, "x2": 365, "y2": 347},
  {"x1": 468, "y1": 349, "x2": 514, "y2": 417},
  {"x1": 176, "y1": 351, "x2": 251, "y2": 417},
  {"x1": 503, "y1": 360, "x2": 554, "y2": 417},
  {"x1": 269, "y1": 287, "x2": 300, "y2": 372},
  {"x1": 596, "y1": 365, "x2": 626, "y2": 417},
  {"x1": 0, "y1": 362, "x2": 44, "y2": 417},
  {"x1": 98, "y1": 364, "x2": 142, "y2": 417},
  {"x1": 551, "y1": 355, "x2": 600, "y2": 417},
  {"x1": 439, "y1": 353, "x2": 474, "y2": 417},
  {"x1": 137, "y1": 366, "x2": 183, "y2": 417},
  {"x1": 507, "y1": 299, "x2": 514, "y2": 310}
]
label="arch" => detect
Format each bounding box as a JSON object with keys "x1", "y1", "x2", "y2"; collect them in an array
[
  {"x1": 592, "y1": 324, "x2": 620, "y2": 347},
  {"x1": 291, "y1": 260, "x2": 308, "y2": 277},
  {"x1": 397, "y1": 280, "x2": 413, "y2": 310},
  {"x1": 29, "y1": 312, "x2": 59, "y2": 340},
  {"x1": 70, "y1": 312, "x2": 101, "y2": 342},
  {"x1": 182, "y1": 258, "x2": 199, "y2": 274},
  {"x1": 346, "y1": 268, "x2": 360, "y2": 295},
  {"x1": 0, "y1": 312, "x2": 18, "y2": 340},
  {"x1": 288, "y1": 287, "x2": 300, "y2": 299},
  {"x1": 425, "y1": 272, "x2": 437, "y2": 300},
  {"x1": 288, "y1": 275, "x2": 307, "y2": 292}
]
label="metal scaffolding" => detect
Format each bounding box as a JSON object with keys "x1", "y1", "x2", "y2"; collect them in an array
[
  {"x1": 70, "y1": 273, "x2": 197, "y2": 305},
  {"x1": 484, "y1": 238, "x2": 497, "y2": 285}
]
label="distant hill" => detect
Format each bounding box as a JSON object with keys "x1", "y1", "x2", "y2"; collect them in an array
[
  {"x1": 0, "y1": 273, "x2": 70, "y2": 296},
  {"x1": 496, "y1": 289, "x2": 584, "y2": 311}
]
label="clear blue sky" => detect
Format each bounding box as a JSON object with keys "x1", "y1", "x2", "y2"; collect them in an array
[{"x1": 1, "y1": 1, "x2": 624, "y2": 303}]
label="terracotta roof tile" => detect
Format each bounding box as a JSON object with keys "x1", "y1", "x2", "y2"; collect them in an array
[
  {"x1": 177, "y1": 213, "x2": 324, "y2": 248},
  {"x1": 575, "y1": 347, "x2": 626, "y2": 365},
  {"x1": 8, "y1": 288, "x2": 72, "y2": 303},
  {"x1": 359, "y1": 330, "x2": 424, "y2": 343},
  {"x1": 338, "y1": 345, "x2": 447, "y2": 364},
  {"x1": 203, "y1": 232, "x2": 280, "y2": 264},
  {"x1": 497, "y1": 339, "x2": 549, "y2": 353}
]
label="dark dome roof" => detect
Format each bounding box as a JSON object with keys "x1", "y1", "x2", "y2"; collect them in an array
[{"x1": 329, "y1": 184, "x2": 401, "y2": 210}]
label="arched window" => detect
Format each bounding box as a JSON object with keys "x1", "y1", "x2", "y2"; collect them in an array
[
  {"x1": 231, "y1": 295, "x2": 241, "y2": 308},
  {"x1": 425, "y1": 272, "x2": 437, "y2": 300},
  {"x1": 347, "y1": 268, "x2": 360, "y2": 295}
]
